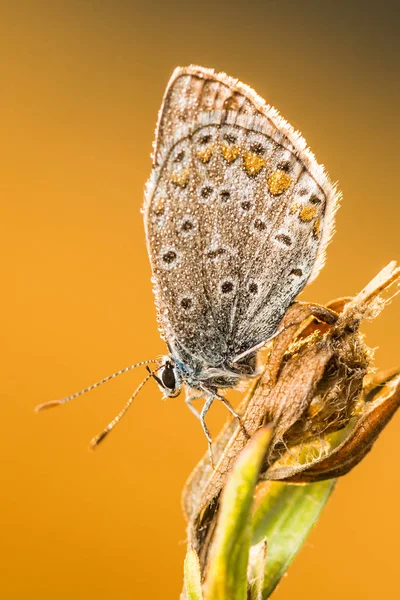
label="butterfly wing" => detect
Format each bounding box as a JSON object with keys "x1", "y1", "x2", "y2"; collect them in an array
[{"x1": 144, "y1": 66, "x2": 340, "y2": 367}]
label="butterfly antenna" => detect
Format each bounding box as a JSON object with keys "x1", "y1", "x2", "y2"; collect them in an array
[
  {"x1": 35, "y1": 359, "x2": 160, "y2": 412},
  {"x1": 89, "y1": 369, "x2": 155, "y2": 449},
  {"x1": 146, "y1": 365, "x2": 163, "y2": 387}
]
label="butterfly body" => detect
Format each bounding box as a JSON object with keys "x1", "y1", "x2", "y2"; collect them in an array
[
  {"x1": 144, "y1": 66, "x2": 340, "y2": 402},
  {"x1": 162, "y1": 349, "x2": 257, "y2": 393}
]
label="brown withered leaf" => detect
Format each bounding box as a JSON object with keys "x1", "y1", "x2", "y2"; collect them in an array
[{"x1": 182, "y1": 262, "x2": 400, "y2": 570}]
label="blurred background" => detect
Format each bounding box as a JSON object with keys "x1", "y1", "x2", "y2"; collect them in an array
[{"x1": 1, "y1": 1, "x2": 399, "y2": 598}]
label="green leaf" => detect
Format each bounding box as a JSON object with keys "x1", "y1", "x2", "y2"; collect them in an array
[
  {"x1": 251, "y1": 479, "x2": 335, "y2": 598},
  {"x1": 184, "y1": 546, "x2": 203, "y2": 600},
  {"x1": 204, "y1": 427, "x2": 273, "y2": 600}
]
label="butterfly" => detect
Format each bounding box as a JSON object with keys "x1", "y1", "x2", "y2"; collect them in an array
[{"x1": 37, "y1": 65, "x2": 340, "y2": 463}]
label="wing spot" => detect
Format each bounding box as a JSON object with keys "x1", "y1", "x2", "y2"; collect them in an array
[
  {"x1": 180, "y1": 298, "x2": 192, "y2": 310},
  {"x1": 267, "y1": 169, "x2": 292, "y2": 195},
  {"x1": 199, "y1": 134, "x2": 212, "y2": 145},
  {"x1": 177, "y1": 216, "x2": 198, "y2": 238},
  {"x1": 181, "y1": 220, "x2": 193, "y2": 232},
  {"x1": 206, "y1": 247, "x2": 226, "y2": 260},
  {"x1": 249, "y1": 142, "x2": 265, "y2": 155},
  {"x1": 201, "y1": 186, "x2": 214, "y2": 199},
  {"x1": 221, "y1": 280, "x2": 234, "y2": 294},
  {"x1": 171, "y1": 170, "x2": 189, "y2": 188},
  {"x1": 277, "y1": 161, "x2": 291, "y2": 171},
  {"x1": 275, "y1": 233, "x2": 292, "y2": 246},
  {"x1": 290, "y1": 268, "x2": 303, "y2": 277},
  {"x1": 253, "y1": 218, "x2": 267, "y2": 231},
  {"x1": 173, "y1": 150, "x2": 185, "y2": 163},
  {"x1": 162, "y1": 250, "x2": 177, "y2": 264},
  {"x1": 196, "y1": 146, "x2": 214, "y2": 163},
  {"x1": 221, "y1": 143, "x2": 240, "y2": 163},
  {"x1": 249, "y1": 282, "x2": 258, "y2": 294},
  {"x1": 299, "y1": 205, "x2": 318, "y2": 222},
  {"x1": 223, "y1": 133, "x2": 237, "y2": 144},
  {"x1": 220, "y1": 190, "x2": 231, "y2": 201},
  {"x1": 241, "y1": 201, "x2": 251, "y2": 210},
  {"x1": 243, "y1": 151, "x2": 266, "y2": 176},
  {"x1": 310, "y1": 195, "x2": 322, "y2": 204}
]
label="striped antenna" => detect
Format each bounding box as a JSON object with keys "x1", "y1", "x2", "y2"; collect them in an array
[
  {"x1": 89, "y1": 369, "x2": 155, "y2": 449},
  {"x1": 35, "y1": 359, "x2": 160, "y2": 412}
]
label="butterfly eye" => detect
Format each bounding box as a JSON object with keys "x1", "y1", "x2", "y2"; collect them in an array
[{"x1": 161, "y1": 363, "x2": 176, "y2": 390}]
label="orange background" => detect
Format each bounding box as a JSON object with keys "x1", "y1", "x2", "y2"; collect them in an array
[{"x1": 2, "y1": 1, "x2": 400, "y2": 598}]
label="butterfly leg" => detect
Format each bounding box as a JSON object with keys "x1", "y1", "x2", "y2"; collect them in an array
[
  {"x1": 215, "y1": 393, "x2": 249, "y2": 439},
  {"x1": 200, "y1": 395, "x2": 216, "y2": 469},
  {"x1": 185, "y1": 393, "x2": 204, "y2": 419}
]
